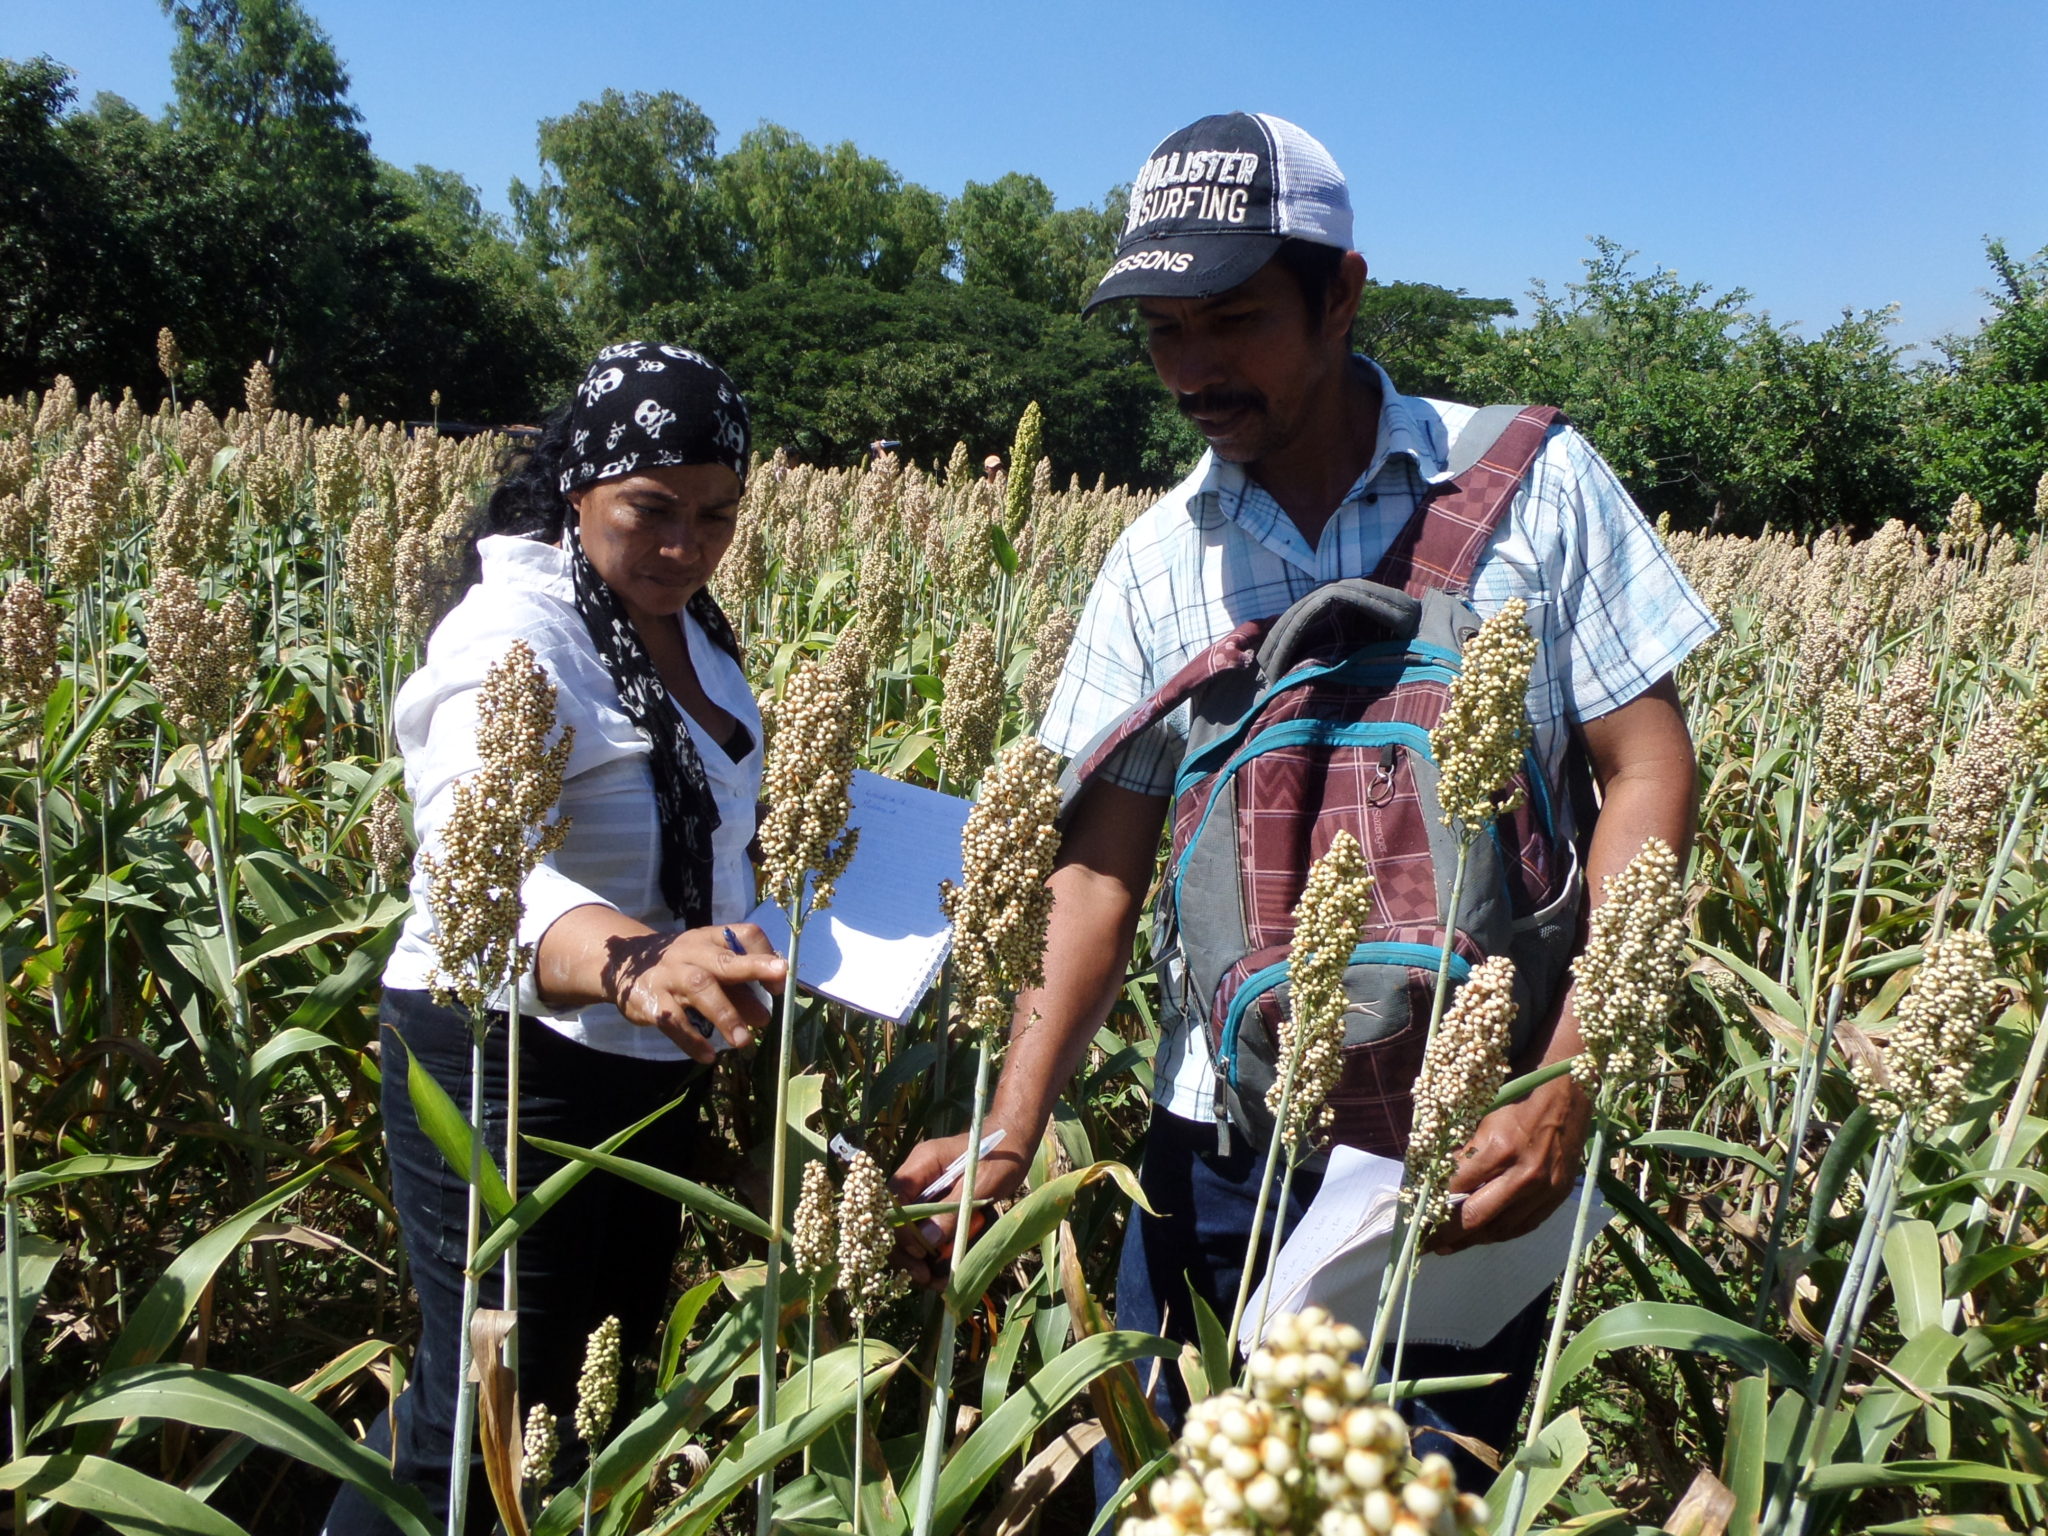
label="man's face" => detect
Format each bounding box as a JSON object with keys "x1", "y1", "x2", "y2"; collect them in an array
[{"x1": 1136, "y1": 255, "x2": 1350, "y2": 466}]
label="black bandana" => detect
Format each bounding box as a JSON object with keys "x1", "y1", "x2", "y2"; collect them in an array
[
  {"x1": 566, "y1": 515, "x2": 746, "y2": 926},
  {"x1": 559, "y1": 341, "x2": 750, "y2": 495}
]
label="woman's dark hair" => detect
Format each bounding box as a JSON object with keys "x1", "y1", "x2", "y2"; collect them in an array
[
  {"x1": 1273, "y1": 238, "x2": 1347, "y2": 324},
  {"x1": 478, "y1": 400, "x2": 576, "y2": 546}
]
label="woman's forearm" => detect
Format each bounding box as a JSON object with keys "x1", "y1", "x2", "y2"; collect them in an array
[{"x1": 532, "y1": 903, "x2": 661, "y2": 1011}]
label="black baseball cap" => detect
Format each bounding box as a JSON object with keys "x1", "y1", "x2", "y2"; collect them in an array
[{"x1": 1084, "y1": 112, "x2": 1354, "y2": 314}]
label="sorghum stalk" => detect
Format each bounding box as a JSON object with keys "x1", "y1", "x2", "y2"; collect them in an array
[
  {"x1": 752, "y1": 649, "x2": 862, "y2": 1534},
  {"x1": 1501, "y1": 838, "x2": 1685, "y2": 1536},
  {"x1": 1234, "y1": 831, "x2": 1373, "y2": 1357}
]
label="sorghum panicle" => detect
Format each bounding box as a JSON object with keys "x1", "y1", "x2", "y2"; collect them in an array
[
  {"x1": 1405, "y1": 955, "x2": 1517, "y2": 1231},
  {"x1": 1123, "y1": 1306, "x2": 1486, "y2": 1536},
  {"x1": 0, "y1": 581, "x2": 60, "y2": 712},
  {"x1": 573, "y1": 1315, "x2": 622, "y2": 1447},
  {"x1": 1432, "y1": 597, "x2": 1537, "y2": 836},
  {"x1": 756, "y1": 653, "x2": 864, "y2": 916},
  {"x1": 939, "y1": 622, "x2": 1003, "y2": 789},
  {"x1": 790, "y1": 1158, "x2": 835, "y2": 1284},
  {"x1": 1931, "y1": 711, "x2": 2018, "y2": 872},
  {"x1": 1272, "y1": 831, "x2": 1376, "y2": 1151},
  {"x1": 1570, "y1": 837, "x2": 1687, "y2": 1099},
  {"x1": 836, "y1": 1151, "x2": 897, "y2": 1320},
  {"x1": 521, "y1": 1403, "x2": 559, "y2": 1488},
  {"x1": 1853, "y1": 929, "x2": 2002, "y2": 1133},
  {"x1": 1019, "y1": 604, "x2": 1077, "y2": 723},
  {"x1": 939, "y1": 735, "x2": 1063, "y2": 1033},
  {"x1": 145, "y1": 570, "x2": 252, "y2": 736}
]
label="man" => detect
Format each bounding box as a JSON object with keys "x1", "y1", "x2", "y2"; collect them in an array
[{"x1": 891, "y1": 111, "x2": 1714, "y2": 1488}]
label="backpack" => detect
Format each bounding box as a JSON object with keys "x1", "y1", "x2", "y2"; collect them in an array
[{"x1": 1057, "y1": 404, "x2": 1587, "y2": 1160}]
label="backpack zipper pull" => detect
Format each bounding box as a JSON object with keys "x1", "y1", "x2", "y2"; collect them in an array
[
  {"x1": 1213, "y1": 1068, "x2": 1232, "y2": 1156},
  {"x1": 1369, "y1": 742, "x2": 1400, "y2": 807}
]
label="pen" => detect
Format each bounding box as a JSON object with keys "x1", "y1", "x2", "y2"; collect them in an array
[
  {"x1": 722, "y1": 925, "x2": 746, "y2": 956},
  {"x1": 918, "y1": 1129, "x2": 1007, "y2": 1201}
]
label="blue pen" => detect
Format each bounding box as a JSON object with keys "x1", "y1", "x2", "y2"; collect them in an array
[
  {"x1": 685, "y1": 928, "x2": 752, "y2": 1039},
  {"x1": 722, "y1": 925, "x2": 746, "y2": 957}
]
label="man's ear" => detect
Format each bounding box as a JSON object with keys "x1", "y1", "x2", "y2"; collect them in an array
[{"x1": 1328, "y1": 250, "x2": 1369, "y2": 342}]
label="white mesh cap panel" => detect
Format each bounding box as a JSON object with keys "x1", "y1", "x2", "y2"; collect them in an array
[{"x1": 1254, "y1": 113, "x2": 1353, "y2": 251}]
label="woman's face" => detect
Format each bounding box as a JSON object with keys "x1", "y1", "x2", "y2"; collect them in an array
[{"x1": 569, "y1": 462, "x2": 742, "y2": 626}]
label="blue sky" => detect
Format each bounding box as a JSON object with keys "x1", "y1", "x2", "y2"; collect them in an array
[{"x1": 10, "y1": 0, "x2": 2046, "y2": 351}]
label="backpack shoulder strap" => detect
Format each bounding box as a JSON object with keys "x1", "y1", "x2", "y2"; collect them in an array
[{"x1": 1372, "y1": 403, "x2": 1563, "y2": 599}]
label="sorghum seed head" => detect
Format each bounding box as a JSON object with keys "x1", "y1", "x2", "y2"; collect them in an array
[
  {"x1": 939, "y1": 735, "x2": 1063, "y2": 1033},
  {"x1": 0, "y1": 582, "x2": 60, "y2": 712},
  {"x1": 521, "y1": 1403, "x2": 558, "y2": 1488},
  {"x1": 1433, "y1": 598, "x2": 1537, "y2": 836},
  {"x1": 791, "y1": 1159, "x2": 835, "y2": 1284},
  {"x1": 1571, "y1": 837, "x2": 1687, "y2": 1100},
  {"x1": 836, "y1": 1151, "x2": 897, "y2": 1319},
  {"x1": 1853, "y1": 929, "x2": 2001, "y2": 1132},
  {"x1": 939, "y1": 623, "x2": 1003, "y2": 789},
  {"x1": 1405, "y1": 955, "x2": 1517, "y2": 1230},
  {"x1": 1272, "y1": 832, "x2": 1375, "y2": 1151},
  {"x1": 756, "y1": 654, "x2": 864, "y2": 916},
  {"x1": 574, "y1": 1316, "x2": 622, "y2": 1446}
]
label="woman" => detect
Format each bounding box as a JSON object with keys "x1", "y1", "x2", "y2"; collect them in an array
[{"x1": 327, "y1": 342, "x2": 785, "y2": 1535}]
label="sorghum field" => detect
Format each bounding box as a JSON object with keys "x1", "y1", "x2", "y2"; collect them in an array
[{"x1": 0, "y1": 367, "x2": 2044, "y2": 1536}]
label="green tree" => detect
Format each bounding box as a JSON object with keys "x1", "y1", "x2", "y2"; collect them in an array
[
  {"x1": 949, "y1": 173, "x2": 1122, "y2": 312},
  {"x1": 1462, "y1": 238, "x2": 1916, "y2": 533},
  {"x1": 707, "y1": 122, "x2": 946, "y2": 290},
  {"x1": 1906, "y1": 240, "x2": 2048, "y2": 528},
  {"x1": 650, "y1": 276, "x2": 1160, "y2": 483},
  {"x1": 1351, "y1": 279, "x2": 1513, "y2": 399},
  {"x1": 512, "y1": 89, "x2": 721, "y2": 330}
]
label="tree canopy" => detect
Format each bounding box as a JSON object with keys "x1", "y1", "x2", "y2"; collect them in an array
[{"x1": 4, "y1": 2, "x2": 2044, "y2": 529}]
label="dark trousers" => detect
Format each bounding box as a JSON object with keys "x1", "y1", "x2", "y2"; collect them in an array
[
  {"x1": 1093, "y1": 1110, "x2": 1551, "y2": 1509},
  {"x1": 324, "y1": 989, "x2": 707, "y2": 1536}
]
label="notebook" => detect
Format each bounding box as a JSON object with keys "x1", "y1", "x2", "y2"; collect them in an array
[
  {"x1": 1239, "y1": 1144, "x2": 1614, "y2": 1352},
  {"x1": 746, "y1": 770, "x2": 971, "y2": 1025}
]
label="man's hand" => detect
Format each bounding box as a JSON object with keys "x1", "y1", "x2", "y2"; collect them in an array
[
  {"x1": 887, "y1": 1124, "x2": 1035, "y2": 1290},
  {"x1": 1427, "y1": 1072, "x2": 1591, "y2": 1254}
]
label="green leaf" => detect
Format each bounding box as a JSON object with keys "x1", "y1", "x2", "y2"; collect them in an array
[
  {"x1": 42, "y1": 661, "x2": 141, "y2": 783},
  {"x1": 522, "y1": 1137, "x2": 770, "y2": 1242},
  {"x1": 233, "y1": 890, "x2": 411, "y2": 977},
  {"x1": 945, "y1": 1161, "x2": 1152, "y2": 1316},
  {"x1": 1486, "y1": 1408, "x2": 1590, "y2": 1535},
  {"x1": 1189, "y1": 1285, "x2": 1232, "y2": 1403},
  {"x1": 658, "y1": 1277, "x2": 722, "y2": 1393},
  {"x1": 931, "y1": 1331, "x2": 1177, "y2": 1532},
  {"x1": 532, "y1": 1306, "x2": 759, "y2": 1536},
  {"x1": 987, "y1": 522, "x2": 1019, "y2": 577},
  {"x1": 1857, "y1": 1327, "x2": 1964, "y2": 1465},
  {"x1": 469, "y1": 1095, "x2": 689, "y2": 1275},
  {"x1": 1693, "y1": 941, "x2": 1808, "y2": 1033},
  {"x1": 99, "y1": 1162, "x2": 326, "y2": 1378},
  {"x1": 0, "y1": 1452, "x2": 251, "y2": 1536},
  {"x1": 1488, "y1": 1058, "x2": 1576, "y2": 1113},
  {"x1": 1550, "y1": 1302, "x2": 1804, "y2": 1394},
  {"x1": 1, "y1": 1233, "x2": 66, "y2": 1379},
  {"x1": 1862, "y1": 1518, "x2": 2021, "y2": 1534},
  {"x1": 1629, "y1": 1129, "x2": 1782, "y2": 1177},
  {"x1": 7, "y1": 1153, "x2": 163, "y2": 1198},
  {"x1": 55, "y1": 1365, "x2": 435, "y2": 1536},
  {"x1": 653, "y1": 1353, "x2": 899, "y2": 1536},
  {"x1": 393, "y1": 1029, "x2": 513, "y2": 1222},
  {"x1": 1882, "y1": 1220, "x2": 1944, "y2": 1337},
  {"x1": 1806, "y1": 1459, "x2": 2041, "y2": 1491},
  {"x1": 247, "y1": 1027, "x2": 346, "y2": 1086},
  {"x1": 1945, "y1": 1240, "x2": 2048, "y2": 1297},
  {"x1": 1720, "y1": 1373, "x2": 1769, "y2": 1536}
]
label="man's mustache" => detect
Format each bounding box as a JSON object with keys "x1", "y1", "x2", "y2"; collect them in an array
[{"x1": 1176, "y1": 388, "x2": 1265, "y2": 419}]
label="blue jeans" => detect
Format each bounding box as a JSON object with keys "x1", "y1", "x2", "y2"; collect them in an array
[
  {"x1": 323, "y1": 989, "x2": 708, "y2": 1536},
  {"x1": 1094, "y1": 1110, "x2": 1552, "y2": 1509}
]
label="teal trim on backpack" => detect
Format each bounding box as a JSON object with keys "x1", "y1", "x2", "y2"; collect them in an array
[
  {"x1": 1174, "y1": 653, "x2": 1457, "y2": 792},
  {"x1": 1173, "y1": 719, "x2": 1436, "y2": 900},
  {"x1": 1216, "y1": 942, "x2": 1475, "y2": 1084}
]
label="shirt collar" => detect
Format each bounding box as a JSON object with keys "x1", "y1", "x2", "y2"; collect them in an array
[{"x1": 478, "y1": 533, "x2": 576, "y2": 600}]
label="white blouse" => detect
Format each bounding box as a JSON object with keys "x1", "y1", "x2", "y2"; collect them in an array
[{"x1": 384, "y1": 535, "x2": 764, "y2": 1060}]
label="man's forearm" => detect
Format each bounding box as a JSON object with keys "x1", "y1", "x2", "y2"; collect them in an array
[{"x1": 985, "y1": 860, "x2": 1147, "y2": 1141}]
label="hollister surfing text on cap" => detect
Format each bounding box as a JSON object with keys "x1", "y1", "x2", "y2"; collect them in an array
[{"x1": 1083, "y1": 112, "x2": 1353, "y2": 313}]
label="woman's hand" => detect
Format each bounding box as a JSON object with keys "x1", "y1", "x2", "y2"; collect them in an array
[
  {"x1": 535, "y1": 906, "x2": 785, "y2": 1064},
  {"x1": 604, "y1": 923, "x2": 786, "y2": 1062}
]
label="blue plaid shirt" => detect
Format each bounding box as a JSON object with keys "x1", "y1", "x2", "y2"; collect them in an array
[{"x1": 1039, "y1": 358, "x2": 1718, "y2": 1119}]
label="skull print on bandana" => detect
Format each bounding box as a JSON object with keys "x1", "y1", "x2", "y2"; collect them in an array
[
  {"x1": 558, "y1": 340, "x2": 751, "y2": 496},
  {"x1": 555, "y1": 340, "x2": 752, "y2": 927}
]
